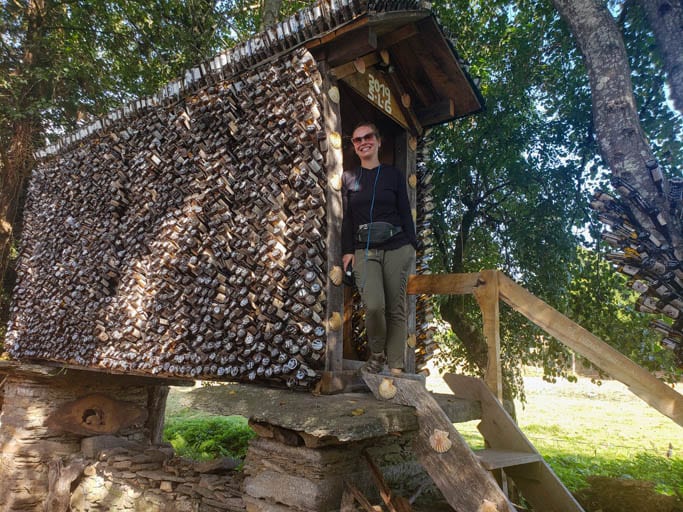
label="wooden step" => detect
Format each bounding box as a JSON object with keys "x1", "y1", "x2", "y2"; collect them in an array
[{"x1": 475, "y1": 449, "x2": 542, "y2": 471}]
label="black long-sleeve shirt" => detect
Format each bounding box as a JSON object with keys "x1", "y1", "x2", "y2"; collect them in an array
[{"x1": 341, "y1": 164, "x2": 417, "y2": 254}]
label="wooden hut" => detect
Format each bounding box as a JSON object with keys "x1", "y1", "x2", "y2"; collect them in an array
[{"x1": 6, "y1": 0, "x2": 482, "y2": 393}]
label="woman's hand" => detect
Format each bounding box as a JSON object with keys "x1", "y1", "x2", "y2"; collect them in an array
[{"x1": 342, "y1": 253, "x2": 354, "y2": 272}]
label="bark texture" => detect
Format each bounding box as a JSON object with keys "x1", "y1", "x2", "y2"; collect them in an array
[{"x1": 638, "y1": 0, "x2": 683, "y2": 115}]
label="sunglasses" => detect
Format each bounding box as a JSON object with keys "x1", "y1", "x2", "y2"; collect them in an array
[{"x1": 351, "y1": 132, "x2": 377, "y2": 145}]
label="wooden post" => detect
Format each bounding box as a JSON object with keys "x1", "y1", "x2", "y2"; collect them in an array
[
  {"x1": 473, "y1": 270, "x2": 503, "y2": 401},
  {"x1": 321, "y1": 60, "x2": 346, "y2": 373},
  {"x1": 395, "y1": 131, "x2": 417, "y2": 374}
]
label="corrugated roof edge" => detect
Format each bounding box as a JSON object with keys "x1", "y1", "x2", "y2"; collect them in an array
[{"x1": 35, "y1": 0, "x2": 480, "y2": 159}]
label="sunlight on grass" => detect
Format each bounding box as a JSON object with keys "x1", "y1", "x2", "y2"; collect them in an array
[
  {"x1": 441, "y1": 373, "x2": 683, "y2": 497},
  {"x1": 163, "y1": 413, "x2": 255, "y2": 461},
  {"x1": 504, "y1": 376, "x2": 681, "y2": 495}
]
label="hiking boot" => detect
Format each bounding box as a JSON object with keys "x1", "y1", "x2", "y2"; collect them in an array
[{"x1": 360, "y1": 352, "x2": 386, "y2": 374}]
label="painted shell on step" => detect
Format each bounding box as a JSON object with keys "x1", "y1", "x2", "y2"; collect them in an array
[
  {"x1": 378, "y1": 377, "x2": 397, "y2": 400},
  {"x1": 429, "y1": 428, "x2": 452, "y2": 453}
]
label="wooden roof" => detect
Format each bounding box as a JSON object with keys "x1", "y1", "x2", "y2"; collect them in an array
[{"x1": 306, "y1": 11, "x2": 483, "y2": 128}]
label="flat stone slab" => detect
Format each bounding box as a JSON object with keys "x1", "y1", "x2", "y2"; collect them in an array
[{"x1": 170, "y1": 382, "x2": 480, "y2": 444}]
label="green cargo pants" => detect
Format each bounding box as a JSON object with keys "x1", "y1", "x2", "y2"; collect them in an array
[{"x1": 353, "y1": 244, "x2": 415, "y2": 370}]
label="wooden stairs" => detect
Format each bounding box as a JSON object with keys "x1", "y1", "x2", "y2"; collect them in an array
[{"x1": 362, "y1": 372, "x2": 585, "y2": 512}]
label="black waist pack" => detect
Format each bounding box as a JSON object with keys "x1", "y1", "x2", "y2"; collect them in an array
[{"x1": 356, "y1": 222, "x2": 403, "y2": 244}]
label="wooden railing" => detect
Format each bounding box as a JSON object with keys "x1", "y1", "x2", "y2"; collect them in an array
[{"x1": 408, "y1": 269, "x2": 683, "y2": 427}]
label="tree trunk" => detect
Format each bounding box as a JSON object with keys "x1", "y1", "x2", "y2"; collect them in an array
[
  {"x1": 0, "y1": 0, "x2": 45, "y2": 301},
  {"x1": 637, "y1": 0, "x2": 683, "y2": 115},
  {"x1": 259, "y1": 0, "x2": 283, "y2": 30},
  {"x1": 551, "y1": 0, "x2": 683, "y2": 255},
  {"x1": 439, "y1": 295, "x2": 488, "y2": 373}
]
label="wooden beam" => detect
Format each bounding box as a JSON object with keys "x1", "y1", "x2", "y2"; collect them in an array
[
  {"x1": 331, "y1": 53, "x2": 381, "y2": 80},
  {"x1": 362, "y1": 450, "x2": 413, "y2": 512},
  {"x1": 407, "y1": 272, "x2": 481, "y2": 295},
  {"x1": 362, "y1": 373, "x2": 515, "y2": 512},
  {"x1": 341, "y1": 482, "x2": 381, "y2": 512},
  {"x1": 396, "y1": 131, "x2": 417, "y2": 374},
  {"x1": 45, "y1": 393, "x2": 148, "y2": 436},
  {"x1": 383, "y1": 68, "x2": 423, "y2": 136},
  {"x1": 497, "y1": 272, "x2": 683, "y2": 427},
  {"x1": 473, "y1": 269, "x2": 502, "y2": 401}
]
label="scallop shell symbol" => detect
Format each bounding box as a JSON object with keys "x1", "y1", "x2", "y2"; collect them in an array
[
  {"x1": 408, "y1": 174, "x2": 417, "y2": 189},
  {"x1": 429, "y1": 429, "x2": 452, "y2": 453},
  {"x1": 408, "y1": 135, "x2": 418, "y2": 151},
  {"x1": 328, "y1": 86, "x2": 340, "y2": 104},
  {"x1": 378, "y1": 378, "x2": 397, "y2": 400},
  {"x1": 329, "y1": 266, "x2": 343, "y2": 286},
  {"x1": 330, "y1": 174, "x2": 343, "y2": 191},
  {"x1": 327, "y1": 312, "x2": 342, "y2": 332},
  {"x1": 329, "y1": 131, "x2": 342, "y2": 149},
  {"x1": 406, "y1": 334, "x2": 416, "y2": 348}
]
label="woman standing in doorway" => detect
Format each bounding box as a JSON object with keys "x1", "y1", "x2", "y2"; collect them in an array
[{"x1": 341, "y1": 122, "x2": 417, "y2": 375}]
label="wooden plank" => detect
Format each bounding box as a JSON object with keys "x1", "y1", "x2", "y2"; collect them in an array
[
  {"x1": 324, "y1": 27, "x2": 378, "y2": 66},
  {"x1": 362, "y1": 373, "x2": 515, "y2": 512},
  {"x1": 306, "y1": 17, "x2": 370, "y2": 50},
  {"x1": 0, "y1": 360, "x2": 193, "y2": 387},
  {"x1": 475, "y1": 449, "x2": 542, "y2": 471},
  {"x1": 406, "y1": 272, "x2": 481, "y2": 295},
  {"x1": 378, "y1": 23, "x2": 419, "y2": 48},
  {"x1": 343, "y1": 286, "x2": 357, "y2": 360},
  {"x1": 497, "y1": 272, "x2": 683, "y2": 427},
  {"x1": 444, "y1": 374, "x2": 585, "y2": 512},
  {"x1": 473, "y1": 270, "x2": 502, "y2": 400},
  {"x1": 416, "y1": 98, "x2": 455, "y2": 126}
]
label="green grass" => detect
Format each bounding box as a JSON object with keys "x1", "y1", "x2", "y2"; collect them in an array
[{"x1": 163, "y1": 411, "x2": 255, "y2": 461}]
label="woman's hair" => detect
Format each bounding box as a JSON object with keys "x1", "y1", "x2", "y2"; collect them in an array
[{"x1": 352, "y1": 121, "x2": 381, "y2": 139}]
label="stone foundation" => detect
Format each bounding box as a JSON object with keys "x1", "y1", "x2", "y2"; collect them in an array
[
  {"x1": 0, "y1": 364, "x2": 246, "y2": 512},
  {"x1": 71, "y1": 441, "x2": 244, "y2": 511},
  {"x1": 242, "y1": 433, "x2": 428, "y2": 512}
]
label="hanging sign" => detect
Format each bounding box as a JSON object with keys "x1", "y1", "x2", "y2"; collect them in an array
[{"x1": 342, "y1": 68, "x2": 409, "y2": 130}]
